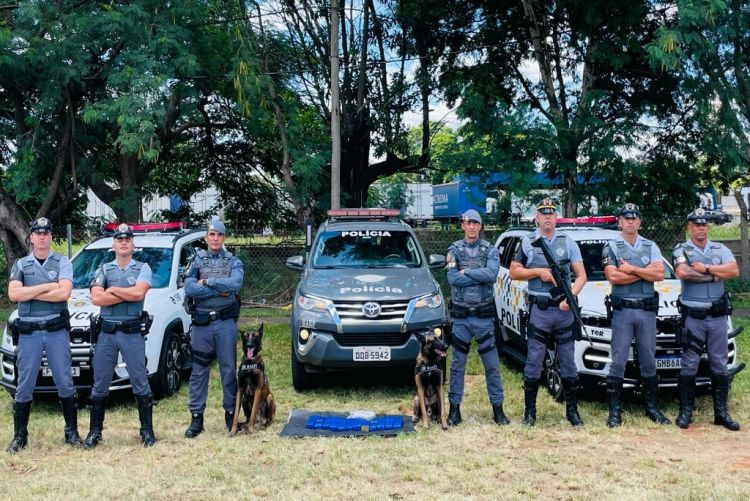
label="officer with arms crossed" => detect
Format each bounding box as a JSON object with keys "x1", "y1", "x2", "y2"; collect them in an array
[
  {"x1": 603, "y1": 203, "x2": 670, "y2": 427},
  {"x1": 83, "y1": 224, "x2": 155, "y2": 448},
  {"x1": 446, "y1": 209, "x2": 509, "y2": 426},
  {"x1": 510, "y1": 198, "x2": 586, "y2": 427},
  {"x1": 184, "y1": 220, "x2": 244, "y2": 438},
  {"x1": 6, "y1": 218, "x2": 81, "y2": 453},
  {"x1": 673, "y1": 208, "x2": 740, "y2": 430}
]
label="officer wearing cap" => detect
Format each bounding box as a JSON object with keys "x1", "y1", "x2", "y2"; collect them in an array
[
  {"x1": 509, "y1": 198, "x2": 587, "y2": 426},
  {"x1": 6, "y1": 218, "x2": 81, "y2": 453},
  {"x1": 672, "y1": 208, "x2": 740, "y2": 430},
  {"x1": 603, "y1": 203, "x2": 670, "y2": 427},
  {"x1": 445, "y1": 209, "x2": 508, "y2": 426},
  {"x1": 83, "y1": 223, "x2": 156, "y2": 448},
  {"x1": 184, "y1": 219, "x2": 244, "y2": 438}
]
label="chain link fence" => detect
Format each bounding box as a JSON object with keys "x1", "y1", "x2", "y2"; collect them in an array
[{"x1": 232, "y1": 218, "x2": 694, "y2": 307}]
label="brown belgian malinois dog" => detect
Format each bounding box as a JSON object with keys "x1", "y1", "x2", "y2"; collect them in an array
[
  {"x1": 229, "y1": 323, "x2": 276, "y2": 435},
  {"x1": 412, "y1": 332, "x2": 448, "y2": 430}
]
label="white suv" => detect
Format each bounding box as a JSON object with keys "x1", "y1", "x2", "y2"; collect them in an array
[
  {"x1": 493, "y1": 218, "x2": 744, "y2": 400},
  {"x1": 1, "y1": 223, "x2": 207, "y2": 398}
]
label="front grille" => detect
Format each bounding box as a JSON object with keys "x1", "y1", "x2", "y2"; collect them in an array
[
  {"x1": 333, "y1": 332, "x2": 411, "y2": 347},
  {"x1": 333, "y1": 300, "x2": 409, "y2": 320}
]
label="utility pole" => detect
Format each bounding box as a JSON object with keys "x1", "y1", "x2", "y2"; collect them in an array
[{"x1": 330, "y1": 0, "x2": 341, "y2": 209}]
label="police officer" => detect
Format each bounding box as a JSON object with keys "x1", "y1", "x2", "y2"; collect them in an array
[
  {"x1": 83, "y1": 224, "x2": 155, "y2": 448},
  {"x1": 603, "y1": 203, "x2": 670, "y2": 427},
  {"x1": 184, "y1": 220, "x2": 244, "y2": 438},
  {"x1": 6, "y1": 218, "x2": 81, "y2": 453},
  {"x1": 446, "y1": 209, "x2": 508, "y2": 426},
  {"x1": 673, "y1": 208, "x2": 740, "y2": 430},
  {"x1": 509, "y1": 198, "x2": 586, "y2": 427}
]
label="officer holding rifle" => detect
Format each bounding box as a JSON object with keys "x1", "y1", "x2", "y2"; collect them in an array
[{"x1": 510, "y1": 199, "x2": 587, "y2": 427}]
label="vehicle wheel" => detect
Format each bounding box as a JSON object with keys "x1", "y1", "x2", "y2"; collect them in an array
[
  {"x1": 543, "y1": 348, "x2": 564, "y2": 402},
  {"x1": 291, "y1": 342, "x2": 314, "y2": 391},
  {"x1": 152, "y1": 330, "x2": 183, "y2": 398}
]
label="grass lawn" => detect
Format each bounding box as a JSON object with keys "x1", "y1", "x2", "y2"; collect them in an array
[{"x1": 1, "y1": 318, "x2": 749, "y2": 499}]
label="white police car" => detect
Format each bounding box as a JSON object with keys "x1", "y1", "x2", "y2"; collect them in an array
[
  {"x1": 494, "y1": 217, "x2": 744, "y2": 400},
  {"x1": 0, "y1": 222, "x2": 207, "y2": 398}
]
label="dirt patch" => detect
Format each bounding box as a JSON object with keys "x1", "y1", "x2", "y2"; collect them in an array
[{"x1": 733, "y1": 456, "x2": 750, "y2": 470}]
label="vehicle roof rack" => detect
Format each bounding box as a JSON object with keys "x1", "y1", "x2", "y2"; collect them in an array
[{"x1": 101, "y1": 222, "x2": 186, "y2": 235}]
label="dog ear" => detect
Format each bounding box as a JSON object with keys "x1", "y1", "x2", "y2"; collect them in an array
[{"x1": 259, "y1": 322, "x2": 264, "y2": 337}]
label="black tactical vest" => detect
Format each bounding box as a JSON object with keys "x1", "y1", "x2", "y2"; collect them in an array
[
  {"x1": 450, "y1": 239, "x2": 494, "y2": 307},
  {"x1": 194, "y1": 249, "x2": 238, "y2": 311}
]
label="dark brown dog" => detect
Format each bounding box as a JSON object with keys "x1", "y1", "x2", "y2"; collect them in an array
[
  {"x1": 230, "y1": 323, "x2": 276, "y2": 436},
  {"x1": 412, "y1": 332, "x2": 448, "y2": 430}
]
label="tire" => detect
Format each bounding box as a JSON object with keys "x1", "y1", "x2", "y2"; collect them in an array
[
  {"x1": 543, "y1": 348, "x2": 564, "y2": 402},
  {"x1": 152, "y1": 330, "x2": 184, "y2": 398},
  {"x1": 291, "y1": 341, "x2": 314, "y2": 391}
]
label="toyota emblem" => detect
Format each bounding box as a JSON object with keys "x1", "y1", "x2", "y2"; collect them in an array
[{"x1": 362, "y1": 301, "x2": 381, "y2": 318}]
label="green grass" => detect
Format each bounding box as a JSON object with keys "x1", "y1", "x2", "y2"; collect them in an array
[{"x1": 1, "y1": 320, "x2": 749, "y2": 498}]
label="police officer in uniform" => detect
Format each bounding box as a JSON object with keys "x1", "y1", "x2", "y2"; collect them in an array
[
  {"x1": 446, "y1": 209, "x2": 508, "y2": 426},
  {"x1": 83, "y1": 224, "x2": 155, "y2": 448},
  {"x1": 603, "y1": 203, "x2": 670, "y2": 427},
  {"x1": 673, "y1": 208, "x2": 740, "y2": 430},
  {"x1": 6, "y1": 218, "x2": 81, "y2": 453},
  {"x1": 509, "y1": 199, "x2": 586, "y2": 427},
  {"x1": 184, "y1": 220, "x2": 244, "y2": 438}
]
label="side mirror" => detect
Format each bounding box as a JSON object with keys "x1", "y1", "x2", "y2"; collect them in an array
[
  {"x1": 286, "y1": 255, "x2": 305, "y2": 271},
  {"x1": 428, "y1": 254, "x2": 446, "y2": 269}
]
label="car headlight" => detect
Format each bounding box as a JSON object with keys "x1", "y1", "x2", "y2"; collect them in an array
[
  {"x1": 415, "y1": 293, "x2": 443, "y2": 309},
  {"x1": 297, "y1": 294, "x2": 331, "y2": 312}
]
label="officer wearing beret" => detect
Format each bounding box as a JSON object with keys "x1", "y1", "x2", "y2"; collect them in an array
[
  {"x1": 509, "y1": 199, "x2": 587, "y2": 427},
  {"x1": 83, "y1": 224, "x2": 155, "y2": 448},
  {"x1": 184, "y1": 219, "x2": 244, "y2": 438},
  {"x1": 6, "y1": 218, "x2": 81, "y2": 453},
  {"x1": 603, "y1": 203, "x2": 670, "y2": 427},
  {"x1": 446, "y1": 209, "x2": 509, "y2": 426},
  {"x1": 673, "y1": 208, "x2": 740, "y2": 430}
]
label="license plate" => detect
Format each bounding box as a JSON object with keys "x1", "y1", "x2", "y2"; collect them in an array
[
  {"x1": 42, "y1": 367, "x2": 80, "y2": 377},
  {"x1": 656, "y1": 357, "x2": 681, "y2": 369},
  {"x1": 353, "y1": 346, "x2": 391, "y2": 362}
]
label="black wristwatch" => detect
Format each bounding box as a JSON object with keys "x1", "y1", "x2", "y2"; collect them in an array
[{"x1": 706, "y1": 265, "x2": 711, "y2": 274}]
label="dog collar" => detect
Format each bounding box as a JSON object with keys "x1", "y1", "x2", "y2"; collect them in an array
[
  {"x1": 414, "y1": 363, "x2": 441, "y2": 376},
  {"x1": 240, "y1": 361, "x2": 263, "y2": 373}
]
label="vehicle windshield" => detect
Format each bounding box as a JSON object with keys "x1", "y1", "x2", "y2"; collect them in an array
[
  {"x1": 71, "y1": 247, "x2": 174, "y2": 289},
  {"x1": 577, "y1": 240, "x2": 676, "y2": 281},
  {"x1": 311, "y1": 230, "x2": 422, "y2": 268}
]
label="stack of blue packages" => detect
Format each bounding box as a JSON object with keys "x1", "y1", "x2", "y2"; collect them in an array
[{"x1": 305, "y1": 414, "x2": 403, "y2": 432}]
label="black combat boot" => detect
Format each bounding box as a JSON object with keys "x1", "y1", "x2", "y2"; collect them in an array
[
  {"x1": 184, "y1": 412, "x2": 204, "y2": 438},
  {"x1": 6, "y1": 400, "x2": 32, "y2": 454},
  {"x1": 447, "y1": 403, "x2": 461, "y2": 427},
  {"x1": 562, "y1": 377, "x2": 583, "y2": 427},
  {"x1": 135, "y1": 393, "x2": 156, "y2": 447},
  {"x1": 642, "y1": 376, "x2": 671, "y2": 425},
  {"x1": 711, "y1": 373, "x2": 740, "y2": 431},
  {"x1": 492, "y1": 403, "x2": 510, "y2": 425},
  {"x1": 606, "y1": 376, "x2": 623, "y2": 428},
  {"x1": 675, "y1": 375, "x2": 696, "y2": 429},
  {"x1": 83, "y1": 396, "x2": 107, "y2": 449},
  {"x1": 225, "y1": 410, "x2": 235, "y2": 431},
  {"x1": 60, "y1": 395, "x2": 82, "y2": 447},
  {"x1": 523, "y1": 378, "x2": 540, "y2": 426}
]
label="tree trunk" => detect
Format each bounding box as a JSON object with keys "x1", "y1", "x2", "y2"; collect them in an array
[
  {"x1": 734, "y1": 188, "x2": 749, "y2": 280},
  {"x1": 0, "y1": 191, "x2": 33, "y2": 268}
]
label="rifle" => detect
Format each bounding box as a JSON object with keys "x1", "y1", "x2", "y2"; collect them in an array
[{"x1": 530, "y1": 236, "x2": 593, "y2": 346}]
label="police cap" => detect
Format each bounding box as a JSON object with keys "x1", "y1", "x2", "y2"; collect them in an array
[
  {"x1": 207, "y1": 219, "x2": 227, "y2": 235},
  {"x1": 618, "y1": 203, "x2": 640, "y2": 219},
  {"x1": 30, "y1": 217, "x2": 53, "y2": 233},
  {"x1": 112, "y1": 223, "x2": 134, "y2": 239},
  {"x1": 536, "y1": 198, "x2": 557, "y2": 215},
  {"x1": 462, "y1": 209, "x2": 482, "y2": 224},
  {"x1": 687, "y1": 208, "x2": 709, "y2": 224}
]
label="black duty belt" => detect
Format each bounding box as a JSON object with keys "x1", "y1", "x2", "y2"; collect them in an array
[
  {"x1": 610, "y1": 295, "x2": 659, "y2": 312},
  {"x1": 100, "y1": 318, "x2": 143, "y2": 334},
  {"x1": 680, "y1": 296, "x2": 731, "y2": 319},
  {"x1": 14, "y1": 311, "x2": 70, "y2": 334},
  {"x1": 528, "y1": 294, "x2": 563, "y2": 310},
  {"x1": 193, "y1": 304, "x2": 237, "y2": 326},
  {"x1": 450, "y1": 303, "x2": 495, "y2": 319}
]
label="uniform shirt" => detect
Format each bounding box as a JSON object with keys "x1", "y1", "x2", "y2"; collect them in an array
[
  {"x1": 675, "y1": 239, "x2": 735, "y2": 308},
  {"x1": 515, "y1": 229, "x2": 583, "y2": 267},
  {"x1": 184, "y1": 249, "x2": 244, "y2": 299},
  {"x1": 92, "y1": 259, "x2": 152, "y2": 288},
  {"x1": 446, "y1": 239, "x2": 499, "y2": 287},
  {"x1": 603, "y1": 234, "x2": 663, "y2": 266},
  {"x1": 10, "y1": 252, "x2": 73, "y2": 321}
]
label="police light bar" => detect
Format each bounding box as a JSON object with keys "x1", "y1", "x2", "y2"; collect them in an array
[
  {"x1": 327, "y1": 208, "x2": 401, "y2": 218},
  {"x1": 103, "y1": 222, "x2": 184, "y2": 233},
  {"x1": 556, "y1": 216, "x2": 617, "y2": 226}
]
